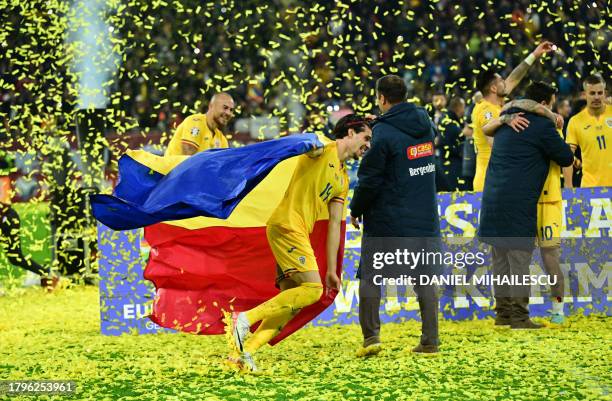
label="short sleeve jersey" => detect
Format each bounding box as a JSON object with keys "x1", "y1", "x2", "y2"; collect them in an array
[
  {"x1": 472, "y1": 99, "x2": 502, "y2": 162},
  {"x1": 268, "y1": 140, "x2": 349, "y2": 234},
  {"x1": 165, "y1": 114, "x2": 228, "y2": 156},
  {"x1": 565, "y1": 105, "x2": 612, "y2": 187}
]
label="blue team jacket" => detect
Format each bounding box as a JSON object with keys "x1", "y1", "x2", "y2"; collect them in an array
[
  {"x1": 350, "y1": 102, "x2": 440, "y2": 238},
  {"x1": 478, "y1": 108, "x2": 574, "y2": 249}
]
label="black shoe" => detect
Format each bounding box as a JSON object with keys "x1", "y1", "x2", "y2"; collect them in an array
[
  {"x1": 412, "y1": 343, "x2": 439, "y2": 354},
  {"x1": 511, "y1": 319, "x2": 543, "y2": 330},
  {"x1": 494, "y1": 318, "x2": 511, "y2": 326}
]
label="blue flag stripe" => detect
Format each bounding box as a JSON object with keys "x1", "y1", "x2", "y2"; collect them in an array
[{"x1": 91, "y1": 133, "x2": 323, "y2": 230}]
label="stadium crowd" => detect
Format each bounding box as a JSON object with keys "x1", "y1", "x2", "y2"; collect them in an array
[
  {"x1": 1, "y1": 1, "x2": 608, "y2": 202},
  {"x1": 0, "y1": 1, "x2": 609, "y2": 288},
  {"x1": 2, "y1": 1, "x2": 608, "y2": 142}
]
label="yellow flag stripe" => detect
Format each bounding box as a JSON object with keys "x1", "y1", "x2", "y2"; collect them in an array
[{"x1": 127, "y1": 150, "x2": 303, "y2": 229}]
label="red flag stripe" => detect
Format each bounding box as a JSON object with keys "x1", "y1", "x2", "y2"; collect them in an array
[{"x1": 144, "y1": 220, "x2": 345, "y2": 344}]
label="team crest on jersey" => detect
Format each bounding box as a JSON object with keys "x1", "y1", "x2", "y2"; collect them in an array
[
  {"x1": 484, "y1": 111, "x2": 493, "y2": 121},
  {"x1": 298, "y1": 256, "x2": 306, "y2": 265},
  {"x1": 606, "y1": 118, "x2": 612, "y2": 128},
  {"x1": 190, "y1": 127, "x2": 200, "y2": 137},
  {"x1": 407, "y1": 142, "x2": 434, "y2": 160},
  {"x1": 214, "y1": 139, "x2": 221, "y2": 148}
]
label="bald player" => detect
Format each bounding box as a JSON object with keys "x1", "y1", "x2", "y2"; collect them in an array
[
  {"x1": 165, "y1": 93, "x2": 235, "y2": 156},
  {"x1": 471, "y1": 41, "x2": 555, "y2": 191},
  {"x1": 565, "y1": 74, "x2": 611, "y2": 187}
]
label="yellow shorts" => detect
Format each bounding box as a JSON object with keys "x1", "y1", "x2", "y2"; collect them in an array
[
  {"x1": 537, "y1": 201, "x2": 562, "y2": 248},
  {"x1": 473, "y1": 157, "x2": 489, "y2": 192},
  {"x1": 473, "y1": 168, "x2": 486, "y2": 192},
  {"x1": 266, "y1": 224, "x2": 318, "y2": 281}
]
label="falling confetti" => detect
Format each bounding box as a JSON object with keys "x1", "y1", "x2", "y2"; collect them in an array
[{"x1": 0, "y1": 2, "x2": 610, "y2": 400}]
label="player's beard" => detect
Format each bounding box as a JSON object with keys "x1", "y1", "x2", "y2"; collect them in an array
[
  {"x1": 497, "y1": 83, "x2": 508, "y2": 101},
  {"x1": 589, "y1": 101, "x2": 603, "y2": 111},
  {"x1": 214, "y1": 114, "x2": 227, "y2": 129}
]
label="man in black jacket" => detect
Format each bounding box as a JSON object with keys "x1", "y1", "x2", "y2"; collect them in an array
[
  {"x1": 478, "y1": 82, "x2": 574, "y2": 329},
  {"x1": 350, "y1": 75, "x2": 441, "y2": 354},
  {"x1": 438, "y1": 97, "x2": 467, "y2": 191}
]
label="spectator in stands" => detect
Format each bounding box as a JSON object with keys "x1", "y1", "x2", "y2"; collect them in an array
[
  {"x1": 437, "y1": 97, "x2": 467, "y2": 191},
  {"x1": 2, "y1": 1, "x2": 607, "y2": 170},
  {"x1": 0, "y1": 203, "x2": 56, "y2": 289},
  {"x1": 461, "y1": 92, "x2": 482, "y2": 191},
  {"x1": 0, "y1": 153, "x2": 56, "y2": 290},
  {"x1": 565, "y1": 98, "x2": 586, "y2": 188},
  {"x1": 432, "y1": 92, "x2": 448, "y2": 126},
  {"x1": 556, "y1": 98, "x2": 572, "y2": 132},
  {"x1": 555, "y1": 98, "x2": 574, "y2": 188},
  {"x1": 165, "y1": 93, "x2": 235, "y2": 156}
]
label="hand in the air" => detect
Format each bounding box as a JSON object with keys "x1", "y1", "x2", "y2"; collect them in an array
[{"x1": 533, "y1": 41, "x2": 555, "y2": 58}]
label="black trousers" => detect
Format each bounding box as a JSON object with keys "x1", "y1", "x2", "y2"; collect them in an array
[
  {"x1": 359, "y1": 278, "x2": 439, "y2": 346},
  {"x1": 491, "y1": 246, "x2": 533, "y2": 322},
  {"x1": 0, "y1": 204, "x2": 47, "y2": 276}
]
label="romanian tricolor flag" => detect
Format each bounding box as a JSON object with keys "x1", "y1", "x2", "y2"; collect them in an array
[{"x1": 91, "y1": 134, "x2": 346, "y2": 344}]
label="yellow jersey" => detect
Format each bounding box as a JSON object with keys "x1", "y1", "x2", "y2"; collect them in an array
[
  {"x1": 566, "y1": 104, "x2": 612, "y2": 187},
  {"x1": 538, "y1": 129, "x2": 564, "y2": 203},
  {"x1": 268, "y1": 140, "x2": 349, "y2": 234},
  {"x1": 165, "y1": 114, "x2": 228, "y2": 156},
  {"x1": 471, "y1": 99, "x2": 502, "y2": 191}
]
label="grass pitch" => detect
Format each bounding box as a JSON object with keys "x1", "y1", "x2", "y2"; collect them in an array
[{"x1": 0, "y1": 286, "x2": 610, "y2": 401}]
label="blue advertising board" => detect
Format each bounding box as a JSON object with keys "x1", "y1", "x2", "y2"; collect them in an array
[{"x1": 98, "y1": 187, "x2": 610, "y2": 335}]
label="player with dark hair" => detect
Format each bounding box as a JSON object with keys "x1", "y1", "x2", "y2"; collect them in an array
[
  {"x1": 228, "y1": 114, "x2": 372, "y2": 372},
  {"x1": 471, "y1": 41, "x2": 555, "y2": 191}
]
